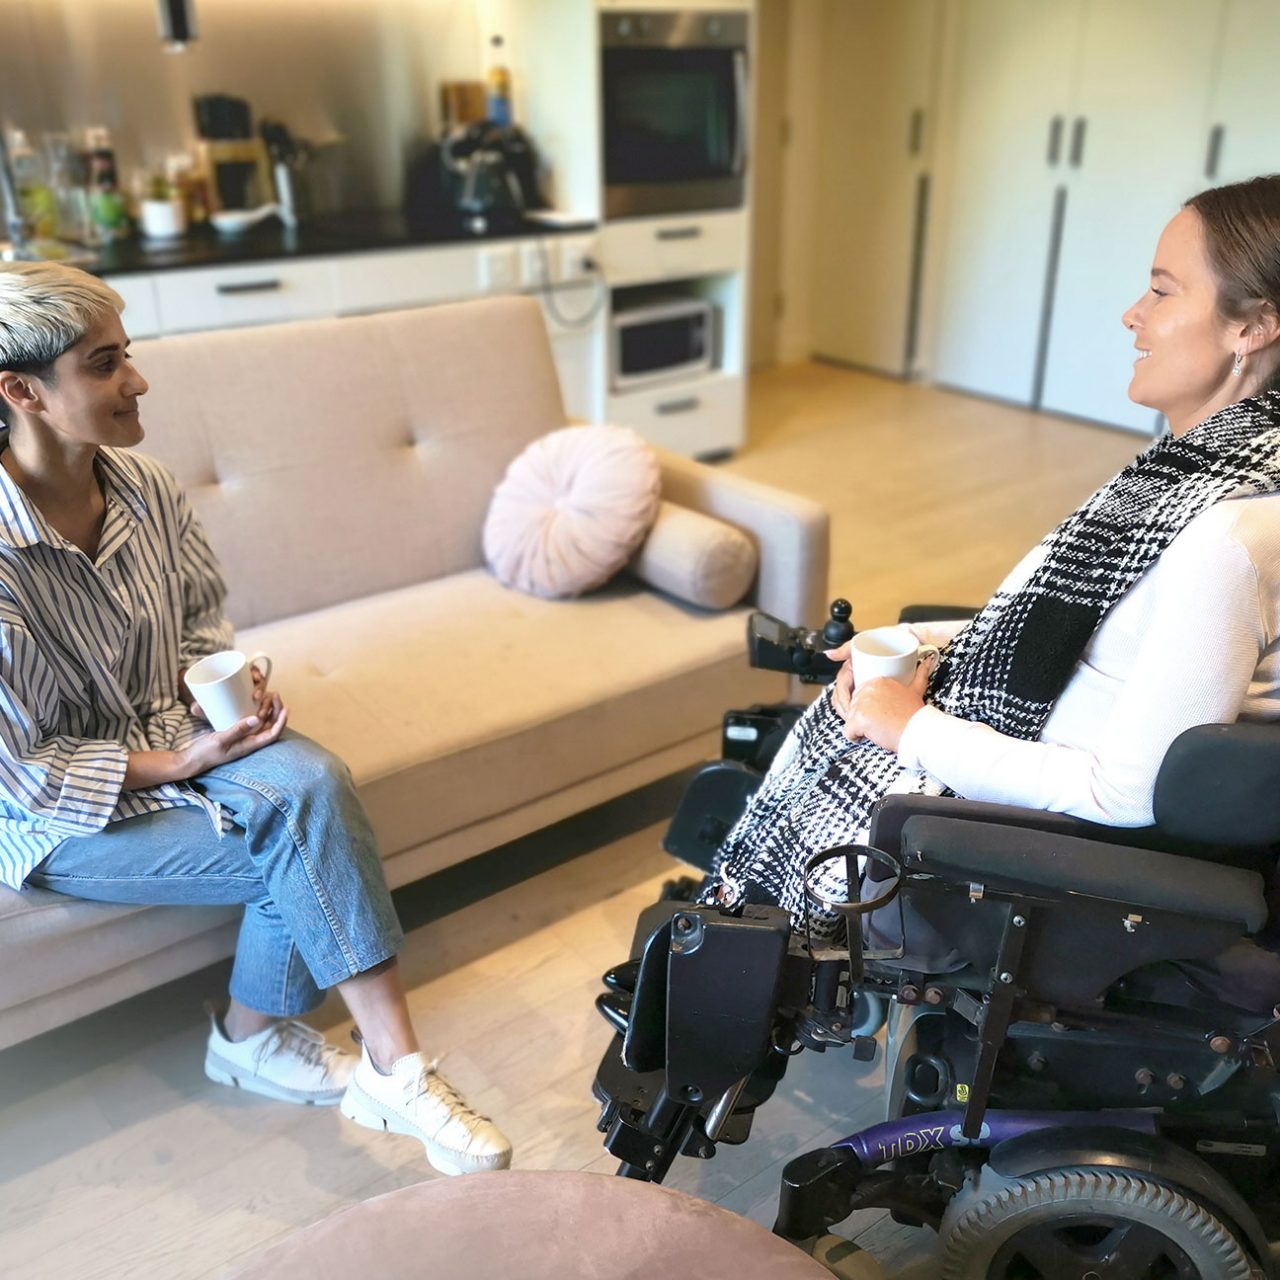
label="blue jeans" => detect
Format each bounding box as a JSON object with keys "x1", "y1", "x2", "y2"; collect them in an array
[{"x1": 27, "y1": 732, "x2": 405, "y2": 1017}]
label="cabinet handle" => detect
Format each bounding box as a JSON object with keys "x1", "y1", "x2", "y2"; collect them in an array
[
  {"x1": 1205, "y1": 124, "x2": 1225, "y2": 179},
  {"x1": 1046, "y1": 115, "x2": 1064, "y2": 167},
  {"x1": 908, "y1": 107, "x2": 925, "y2": 157},
  {"x1": 656, "y1": 396, "x2": 701, "y2": 415},
  {"x1": 215, "y1": 279, "x2": 284, "y2": 295},
  {"x1": 1068, "y1": 116, "x2": 1087, "y2": 168},
  {"x1": 656, "y1": 227, "x2": 703, "y2": 241}
]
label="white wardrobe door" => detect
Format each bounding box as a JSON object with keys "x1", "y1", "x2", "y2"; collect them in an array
[
  {"x1": 1039, "y1": 0, "x2": 1225, "y2": 434},
  {"x1": 809, "y1": 0, "x2": 940, "y2": 376},
  {"x1": 930, "y1": 0, "x2": 1083, "y2": 404},
  {"x1": 1207, "y1": 0, "x2": 1280, "y2": 183}
]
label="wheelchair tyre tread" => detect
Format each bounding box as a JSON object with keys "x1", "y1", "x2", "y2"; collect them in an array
[{"x1": 939, "y1": 1168, "x2": 1261, "y2": 1280}]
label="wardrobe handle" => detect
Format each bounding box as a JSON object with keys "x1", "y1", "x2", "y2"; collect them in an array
[
  {"x1": 908, "y1": 107, "x2": 925, "y2": 157},
  {"x1": 1205, "y1": 124, "x2": 1225, "y2": 179},
  {"x1": 1068, "y1": 116, "x2": 1088, "y2": 168},
  {"x1": 1046, "y1": 115, "x2": 1064, "y2": 167}
]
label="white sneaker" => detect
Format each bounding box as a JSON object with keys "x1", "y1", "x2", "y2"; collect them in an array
[
  {"x1": 204, "y1": 1010, "x2": 355, "y2": 1106},
  {"x1": 340, "y1": 1043, "x2": 513, "y2": 1176}
]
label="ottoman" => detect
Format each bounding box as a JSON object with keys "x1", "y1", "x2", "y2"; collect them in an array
[{"x1": 224, "y1": 1170, "x2": 843, "y2": 1278}]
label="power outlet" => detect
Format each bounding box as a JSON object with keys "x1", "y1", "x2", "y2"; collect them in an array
[
  {"x1": 520, "y1": 241, "x2": 555, "y2": 288},
  {"x1": 558, "y1": 236, "x2": 597, "y2": 283},
  {"x1": 480, "y1": 245, "x2": 520, "y2": 292}
]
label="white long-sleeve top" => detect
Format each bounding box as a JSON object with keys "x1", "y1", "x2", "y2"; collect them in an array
[{"x1": 895, "y1": 492, "x2": 1280, "y2": 827}]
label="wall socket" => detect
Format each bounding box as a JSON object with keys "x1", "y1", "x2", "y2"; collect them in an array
[
  {"x1": 520, "y1": 241, "x2": 554, "y2": 288},
  {"x1": 559, "y1": 236, "x2": 597, "y2": 283},
  {"x1": 480, "y1": 245, "x2": 520, "y2": 292}
]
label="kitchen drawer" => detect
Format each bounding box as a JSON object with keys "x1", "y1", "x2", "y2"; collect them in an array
[
  {"x1": 153, "y1": 260, "x2": 338, "y2": 333},
  {"x1": 606, "y1": 371, "x2": 744, "y2": 457},
  {"x1": 598, "y1": 211, "x2": 748, "y2": 287},
  {"x1": 105, "y1": 273, "x2": 161, "y2": 339},
  {"x1": 334, "y1": 245, "x2": 481, "y2": 314}
]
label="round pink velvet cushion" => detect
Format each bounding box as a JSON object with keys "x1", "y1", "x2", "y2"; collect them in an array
[
  {"x1": 224, "y1": 1170, "x2": 839, "y2": 1279},
  {"x1": 483, "y1": 425, "x2": 662, "y2": 598}
]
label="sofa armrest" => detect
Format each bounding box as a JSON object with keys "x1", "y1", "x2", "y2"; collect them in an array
[{"x1": 654, "y1": 448, "x2": 830, "y2": 627}]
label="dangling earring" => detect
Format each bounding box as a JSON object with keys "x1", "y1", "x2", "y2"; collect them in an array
[{"x1": 1232, "y1": 352, "x2": 1244, "y2": 377}]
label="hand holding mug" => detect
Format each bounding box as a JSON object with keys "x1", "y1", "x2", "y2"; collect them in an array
[
  {"x1": 826, "y1": 627, "x2": 939, "y2": 749},
  {"x1": 183, "y1": 650, "x2": 275, "y2": 731}
]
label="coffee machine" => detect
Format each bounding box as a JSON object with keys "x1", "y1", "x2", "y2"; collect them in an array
[{"x1": 405, "y1": 122, "x2": 543, "y2": 235}]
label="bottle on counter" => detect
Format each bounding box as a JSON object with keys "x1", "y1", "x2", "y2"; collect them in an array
[
  {"x1": 486, "y1": 35, "x2": 513, "y2": 127},
  {"x1": 44, "y1": 133, "x2": 91, "y2": 242},
  {"x1": 84, "y1": 126, "x2": 130, "y2": 242},
  {"x1": 7, "y1": 130, "x2": 56, "y2": 240}
]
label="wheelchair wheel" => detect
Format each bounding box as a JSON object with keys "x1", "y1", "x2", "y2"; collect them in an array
[
  {"x1": 938, "y1": 1167, "x2": 1261, "y2": 1280},
  {"x1": 847, "y1": 992, "x2": 887, "y2": 1038}
]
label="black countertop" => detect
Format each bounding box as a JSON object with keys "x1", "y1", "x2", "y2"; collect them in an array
[{"x1": 92, "y1": 208, "x2": 596, "y2": 278}]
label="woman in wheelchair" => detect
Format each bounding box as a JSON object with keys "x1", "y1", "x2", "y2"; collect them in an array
[
  {"x1": 595, "y1": 177, "x2": 1280, "y2": 1279},
  {"x1": 715, "y1": 176, "x2": 1280, "y2": 957}
]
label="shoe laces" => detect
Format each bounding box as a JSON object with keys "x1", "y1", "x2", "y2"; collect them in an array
[
  {"x1": 256, "y1": 1020, "x2": 342, "y2": 1073},
  {"x1": 404, "y1": 1057, "x2": 492, "y2": 1139}
]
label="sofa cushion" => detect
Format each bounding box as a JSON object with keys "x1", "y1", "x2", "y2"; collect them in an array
[
  {"x1": 241, "y1": 569, "x2": 783, "y2": 861},
  {"x1": 628, "y1": 501, "x2": 758, "y2": 610},
  {"x1": 482, "y1": 425, "x2": 660, "y2": 599}
]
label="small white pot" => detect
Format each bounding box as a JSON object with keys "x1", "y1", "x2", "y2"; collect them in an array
[{"x1": 140, "y1": 197, "x2": 187, "y2": 240}]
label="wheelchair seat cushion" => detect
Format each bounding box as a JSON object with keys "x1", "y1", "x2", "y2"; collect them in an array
[{"x1": 902, "y1": 816, "x2": 1268, "y2": 932}]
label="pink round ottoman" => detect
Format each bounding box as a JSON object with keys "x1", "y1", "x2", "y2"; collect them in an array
[{"x1": 226, "y1": 1170, "x2": 836, "y2": 1279}]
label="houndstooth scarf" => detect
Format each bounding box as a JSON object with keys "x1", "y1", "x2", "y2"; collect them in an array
[{"x1": 712, "y1": 391, "x2": 1280, "y2": 937}]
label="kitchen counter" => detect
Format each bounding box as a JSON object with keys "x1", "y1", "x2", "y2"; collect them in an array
[{"x1": 92, "y1": 208, "x2": 596, "y2": 277}]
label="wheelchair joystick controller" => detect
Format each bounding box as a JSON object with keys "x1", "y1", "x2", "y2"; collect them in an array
[{"x1": 746, "y1": 598, "x2": 855, "y2": 684}]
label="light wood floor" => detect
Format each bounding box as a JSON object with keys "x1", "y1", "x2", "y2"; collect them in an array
[{"x1": 0, "y1": 366, "x2": 1146, "y2": 1280}]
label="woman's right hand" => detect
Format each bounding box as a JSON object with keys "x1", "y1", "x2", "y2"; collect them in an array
[{"x1": 178, "y1": 693, "x2": 288, "y2": 777}]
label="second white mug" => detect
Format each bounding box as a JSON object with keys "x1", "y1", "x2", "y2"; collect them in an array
[
  {"x1": 184, "y1": 649, "x2": 273, "y2": 732},
  {"x1": 849, "y1": 627, "x2": 938, "y2": 688}
]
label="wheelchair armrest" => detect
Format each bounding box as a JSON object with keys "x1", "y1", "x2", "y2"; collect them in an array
[
  {"x1": 867, "y1": 794, "x2": 1132, "y2": 879},
  {"x1": 900, "y1": 814, "x2": 1268, "y2": 933}
]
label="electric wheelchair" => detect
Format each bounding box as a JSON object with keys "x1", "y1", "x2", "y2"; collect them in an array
[{"x1": 591, "y1": 600, "x2": 1280, "y2": 1279}]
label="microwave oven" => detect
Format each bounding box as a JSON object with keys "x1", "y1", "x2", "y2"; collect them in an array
[
  {"x1": 611, "y1": 297, "x2": 717, "y2": 391},
  {"x1": 601, "y1": 10, "x2": 749, "y2": 220}
]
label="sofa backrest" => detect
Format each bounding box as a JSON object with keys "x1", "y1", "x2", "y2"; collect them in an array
[{"x1": 130, "y1": 296, "x2": 566, "y2": 629}]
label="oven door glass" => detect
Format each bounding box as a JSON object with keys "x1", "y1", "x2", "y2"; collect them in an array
[{"x1": 604, "y1": 49, "x2": 740, "y2": 185}]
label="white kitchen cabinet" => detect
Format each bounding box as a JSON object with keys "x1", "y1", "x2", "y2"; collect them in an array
[
  {"x1": 332, "y1": 245, "x2": 481, "y2": 313},
  {"x1": 152, "y1": 260, "x2": 339, "y2": 334},
  {"x1": 597, "y1": 211, "x2": 749, "y2": 288},
  {"x1": 931, "y1": 0, "x2": 1084, "y2": 405},
  {"x1": 1205, "y1": 0, "x2": 1280, "y2": 185},
  {"x1": 606, "y1": 371, "x2": 745, "y2": 456},
  {"x1": 810, "y1": 0, "x2": 941, "y2": 377},
  {"x1": 1038, "y1": 0, "x2": 1223, "y2": 432},
  {"x1": 111, "y1": 274, "x2": 161, "y2": 340}
]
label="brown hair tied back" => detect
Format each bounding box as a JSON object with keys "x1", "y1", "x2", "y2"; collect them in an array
[{"x1": 1186, "y1": 176, "x2": 1280, "y2": 390}]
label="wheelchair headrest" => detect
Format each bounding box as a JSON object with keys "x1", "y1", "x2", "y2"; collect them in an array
[{"x1": 1154, "y1": 722, "x2": 1280, "y2": 849}]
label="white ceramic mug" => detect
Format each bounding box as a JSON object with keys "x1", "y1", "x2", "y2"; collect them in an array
[
  {"x1": 183, "y1": 650, "x2": 273, "y2": 732},
  {"x1": 139, "y1": 197, "x2": 188, "y2": 241},
  {"x1": 849, "y1": 627, "x2": 939, "y2": 688}
]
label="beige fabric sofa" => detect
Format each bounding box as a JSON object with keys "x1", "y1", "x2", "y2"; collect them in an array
[{"x1": 0, "y1": 296, "x2": 827, "y2": 1050}]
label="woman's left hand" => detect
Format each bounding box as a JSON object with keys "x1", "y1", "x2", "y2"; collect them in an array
[{"x1": 843, "y1": 658, "x2": 933, "y2": 752}]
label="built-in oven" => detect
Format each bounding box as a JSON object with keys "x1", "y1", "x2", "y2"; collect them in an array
[
  {"x1": 601, "y1": 10, "x2": 749, "y2": 220},
  {"x1": 610, "y1": 296, "x2": 717, "y2": 391}
]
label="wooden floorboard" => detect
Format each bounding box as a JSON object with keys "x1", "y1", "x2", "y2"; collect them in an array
[{"x1": 0, "y1": 366, "x2": 1148, "y2": 1278}]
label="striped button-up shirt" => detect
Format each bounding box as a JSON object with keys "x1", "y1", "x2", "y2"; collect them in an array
[{"x1": 0, "y1": 439, "x2": 233, "y2": 890}]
